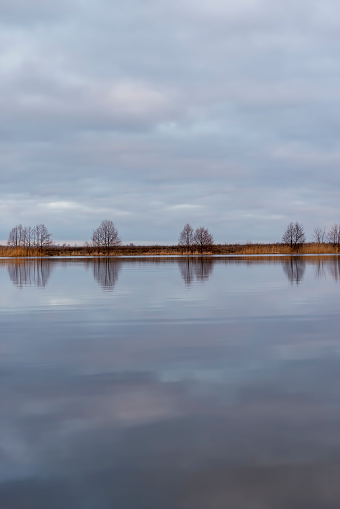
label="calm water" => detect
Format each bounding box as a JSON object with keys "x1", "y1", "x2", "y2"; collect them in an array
[{"x1": 1, "y1": 256, "x2": 340, "y2": 508}]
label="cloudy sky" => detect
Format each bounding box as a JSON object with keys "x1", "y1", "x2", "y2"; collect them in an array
[{"x1": 1, "y1": 0, "x2": 340, "y2": 244}]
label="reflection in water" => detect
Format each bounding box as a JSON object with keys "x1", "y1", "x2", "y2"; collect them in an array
[
  {"x1": 178, "y1": 257, "x2": 214, "y2": 284},
  {"x1": 92, "y1": 258, "x2": 121, "y2": 290},
  {"x1": 326, "y1": 257, "x2": 340, "y2": 281},
  {"x1": 7, "y1": 259, "x2": 54, "y2": 287},
  {"x1": 3, "y1": 256, "x2": 340, "y2": 507},
  {"x1": 3, "y1": 255, "x2": 340, "y2": 291},
  {"x1": 281, "y1": 256, "x2": 306, "y2": 284},
  {"x1": 315, "y1": 258, "x2": 327, "y2": 279}
]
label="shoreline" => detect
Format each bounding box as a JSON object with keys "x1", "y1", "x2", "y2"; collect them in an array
[{"x1": 0, "y1": 243, "x2": 339, "y2": 257}]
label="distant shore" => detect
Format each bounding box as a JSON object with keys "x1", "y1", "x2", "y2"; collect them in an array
[{"x1": 0, "y1": 243, "x2": 339, "y2": 257}]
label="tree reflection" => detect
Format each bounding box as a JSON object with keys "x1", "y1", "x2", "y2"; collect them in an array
[
  {"x1": 7, "y1": 259, "x2": 53, "y2": 288},
  {"x1": 282, "y1": 256, "x2": 306, "y2": 284},
  {"x1": 92, "y1": 258, "x2": 121, "y2": 291},
  {"x1": 326, "y1": 257, "x2": 340, "y2": 281},
  {"x1": 178, "y1": 257, "x2": 214, "y2": 285},
  {"x1": 315, "y1": 258, "x2": 327, "y2": 279}
]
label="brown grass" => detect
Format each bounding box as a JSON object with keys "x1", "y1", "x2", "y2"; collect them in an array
[
  {"x1": 0, "y1": 246, "x2": 45, "y2": 257},
  {"x1": 0, "y1": 242, "x2": 339, "y2": 257}
]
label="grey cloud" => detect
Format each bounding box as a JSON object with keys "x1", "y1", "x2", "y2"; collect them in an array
[
  {"x1": 0, "y1": 0, "x2": 76, "y2": 26},
  {"x1": 2, "y1": 0, "x2": 340, "y2": 242}
]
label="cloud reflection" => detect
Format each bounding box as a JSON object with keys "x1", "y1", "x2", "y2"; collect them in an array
[
  {"x1": 2, "y1": 255, "x2": 340, "y2": 507},
  {"x1": 2, "y1": 364, "x2": 340, "y2": 508}
]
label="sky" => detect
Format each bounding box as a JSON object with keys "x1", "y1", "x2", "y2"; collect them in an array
[{"x1": 1, "y1": 0, "x2": 340, "y2": 245}]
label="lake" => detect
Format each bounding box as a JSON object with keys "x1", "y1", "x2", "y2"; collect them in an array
[{"x1": 1, "y1": 255, "x2": 340, "y2": 508}]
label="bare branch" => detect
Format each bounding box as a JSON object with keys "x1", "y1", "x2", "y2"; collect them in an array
[
  {"x1": 313, "y1": 227, "x2": 326, "y2": 244},
  {"x1": 282, "y1": 222, "x2": 306, "y2": 251},
  {"x1": 178, "y1": 224, "x2": 194, "y2": 253},
  {"x1": 92, "y1": 220, "x2": 121, "y2": 254},
  {"x1": 327, "y1": 224, "x2": 340, "y2": 250},
  {"x1": 193, "y1": 226, "x2": 214, "y2": 254}
]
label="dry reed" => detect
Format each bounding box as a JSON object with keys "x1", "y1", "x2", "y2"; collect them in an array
[{"x1": 0, "y1": 243, "x2": 339, "y2": 257}]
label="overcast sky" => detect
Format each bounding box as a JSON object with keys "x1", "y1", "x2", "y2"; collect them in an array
[{"x1": 1, "y1": 0, "x2": 340, "y2": 244}]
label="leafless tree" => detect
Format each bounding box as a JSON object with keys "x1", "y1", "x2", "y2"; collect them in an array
[
  {"x1": 178, "y1": 224, "x2": 194, "y2": 253},
  {"x1": 34, "y1": 224, "x2": 53, "y2": 250},
  {"x1": 92, "y1": 220, "x2": 121, "y2": 254},
  {"x1": 193, "y1": 226, "x2": 214, "y2": 254},
  {"x1": 25, "y1": 226, "x2": 35, "y2": 247},
  {"x1": 18, "y1": 224, "x2": 26, "y2": 246},
  {"x1": 282, "y1": 222, "x2": 306, "y2": 251},
  {"x1": 8, "y1": 224, "x2": 25, "y2": 247},
  {"x1": 8, "y1": 226, "x2": 19, "y2": 247},
  {"x1": 313, "y1": 227, "x2": 326, "y2": 244},
  {"x1": 327, "y1": 224, "x2": 340, "y2": 250},
  {"x1": 8, "y1": 224, "x2": 53, "y2": 251}
]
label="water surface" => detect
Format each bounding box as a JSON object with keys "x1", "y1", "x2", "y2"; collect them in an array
[{"x1": 1, "y1": 256, "x2": 340, "y2": 508}]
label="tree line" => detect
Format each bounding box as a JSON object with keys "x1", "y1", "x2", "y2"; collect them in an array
[
  {"x1": 7, "y1": 224, "x2": 53, "y2": 249},
  {"x1": 179, "y1": 221, "x2": 340, "y2": 253},
  {"x1": 282, "y1": 222, "x2": 340, "y2": 251},
  {"x1": 6, "y1": 219, "x2": 340, "y2": 254}
]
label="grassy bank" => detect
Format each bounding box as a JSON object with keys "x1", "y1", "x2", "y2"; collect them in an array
[{"x1": 0, "y1": 243, "x2": 339, "y2": 257}]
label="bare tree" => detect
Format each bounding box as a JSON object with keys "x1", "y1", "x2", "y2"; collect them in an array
[
  {"x1": 8, "y1": 224, "x2": 25, "y2": 247},
  {"x1": 92, "y1": 220, "x2": 121, "y2": 254},
  {"x1": 8, "y1": 225, "x2": 20, "y2": 247},
  {"x1": 34, "y1": 224, "x2": 53, "y2": 250},
  {"x1": 282, "y1": 222, "x2": 306, "y2": 251},
  {"x1": 18, "y1": 224, "x2": 26, "y2": 246},
  {"x1": 327, "y1": 224, "x2": 340, "y2": 250},
  {"x1": 178, "y1": 224, "x2": 194, "y2": 253},
  {"x1": 193, "y1": 226, "x2": 214, "y2": 254},
  {"x1": 25, "y1": 226, "x2": 34, "y2": 248},
  {"x1": 313, "y1": 227, "x2": 326, "y2": 244},
  {"x1": 8, "y1": 223, "x2": 53, "y2": 251}
]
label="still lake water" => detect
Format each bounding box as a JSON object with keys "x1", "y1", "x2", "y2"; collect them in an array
[{"x1": 1, "y1": 255, "x2": 340, "y2": 508}]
